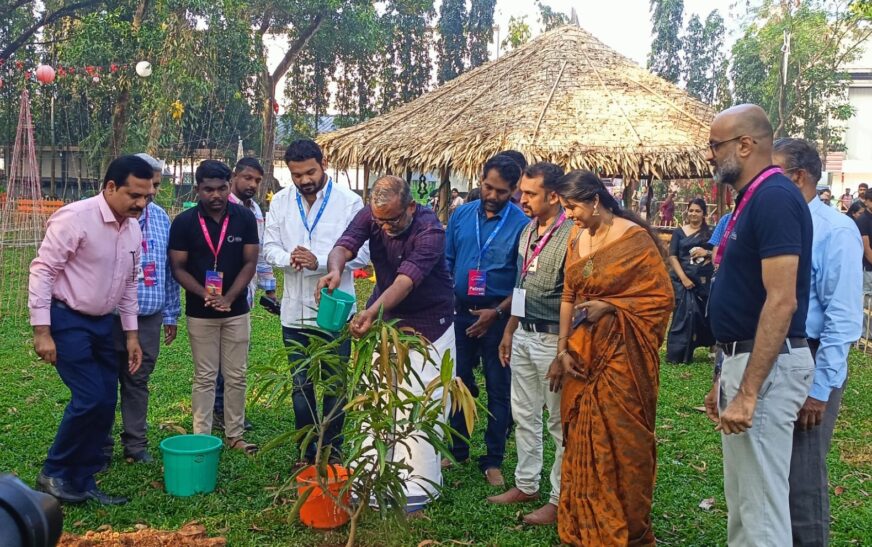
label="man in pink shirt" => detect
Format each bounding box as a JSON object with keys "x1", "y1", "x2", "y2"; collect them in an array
[{"x1": 28, "y1": 155, "x2": 152, "y2": 505}]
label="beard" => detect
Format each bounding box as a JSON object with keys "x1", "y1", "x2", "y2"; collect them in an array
[{"x1": 713, "y1": 152, "x2": 742, "y2": 186}]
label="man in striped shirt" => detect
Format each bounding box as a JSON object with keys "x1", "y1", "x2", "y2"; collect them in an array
[{"x1": 104, "y1": 153, "x2": 181, "y2": 465}]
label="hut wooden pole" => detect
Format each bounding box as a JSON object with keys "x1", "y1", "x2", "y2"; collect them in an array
[
  {"x1": 438, "y1": 165, "x2": 451, "y2": 224},
  {"x1": 362, "y1": 162, "x2": 370, "y2": 203}
]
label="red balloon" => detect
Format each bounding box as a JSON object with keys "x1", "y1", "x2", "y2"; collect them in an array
[{"x1": 35, "y1": 65, "x2": 55, "y2": 84}]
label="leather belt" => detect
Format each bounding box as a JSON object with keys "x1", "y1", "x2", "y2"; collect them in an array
[
  {"x1": 717, "y1": 337, "x2": 808, "y2": 357},
  {"x1": 520, "y1": 321, "x2": 560, "y2": 334}
]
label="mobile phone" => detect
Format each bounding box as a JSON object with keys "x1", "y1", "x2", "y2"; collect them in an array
[{"x1": 572, "y1": 307, "x2": 588, "y2": 329}]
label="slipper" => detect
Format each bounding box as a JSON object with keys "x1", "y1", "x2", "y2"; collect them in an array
[{"x1": 226, "y1": 437, "x2": 258, "y2": 455}]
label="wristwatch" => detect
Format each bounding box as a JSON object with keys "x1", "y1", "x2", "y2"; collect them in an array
[{"x1": 494, "y1": 307, "x2": 505, "y2": 319}]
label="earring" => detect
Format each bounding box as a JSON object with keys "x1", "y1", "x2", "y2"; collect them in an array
[{"x1": 593, "y1": 204, "x2": 600, "y2": 216}]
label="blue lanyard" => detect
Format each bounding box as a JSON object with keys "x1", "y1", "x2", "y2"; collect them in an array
[
  {"x1": 296, "y1": 180, "x2": 332, "y2": 243},
  {"x1": 139, "y1": 206, "x2": 149, "y2": 254},
  {"x1": 475, "y1": 204, "x2": 511, "y2": 269}
]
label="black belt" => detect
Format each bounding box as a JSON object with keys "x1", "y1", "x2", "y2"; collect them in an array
[
  {"x1": 520, "y1": 321, "x2": 560, "y2": 334},
  {"x1": 717, "y1": 337, "x2": 808, "y2": 357},
  {"x1": 456, "y1": 300, "x2": 503, "y2": 312}
]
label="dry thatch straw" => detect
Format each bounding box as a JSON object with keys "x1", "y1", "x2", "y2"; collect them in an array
[{"x1": 318, "y1": 25, "x2": 716, "y2": 181}]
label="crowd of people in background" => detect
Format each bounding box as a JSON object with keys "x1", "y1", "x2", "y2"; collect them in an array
[{"x1": 25, "y1": 102, "x2": 865, "y2": 546}]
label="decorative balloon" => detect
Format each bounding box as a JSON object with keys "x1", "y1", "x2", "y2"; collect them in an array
[
  {"x1": 35, "y1": 65, "x2": 56, "y2": 84},
  {"x1": 135, "y1": 61, "x2": 152, "y2": 77}
]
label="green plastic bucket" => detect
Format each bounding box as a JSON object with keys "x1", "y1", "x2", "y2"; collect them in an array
[
  {"x1": 159, "y1": 434, "x2": 222, "y2": 497},
  {"x1": 316, "y1": 288, "x2": 355, "y2": 331}
]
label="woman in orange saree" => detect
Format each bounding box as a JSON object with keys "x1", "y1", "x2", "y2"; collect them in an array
[{"x1": 547, "y1": 171, "x2": 673, "y2": 546}]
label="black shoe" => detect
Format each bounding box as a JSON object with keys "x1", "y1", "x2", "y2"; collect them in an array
[
  {"x1": 213, "y1": 411, "x2": 225, "y2": 431},
  {"x1": 35, "y1": 473, "x2": 87, "y2": 503},
  {"x1": 244, "y1": 418, "x2": 253, "y2": 431},
  {"x1": 125, "y1": 451, "x2": 153, "y2": 464},
  {"x1": 82, "y1": 487, "x2": 129, "y2": 506}
]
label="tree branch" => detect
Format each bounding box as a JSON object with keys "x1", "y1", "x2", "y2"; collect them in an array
[
  {"x1": 270, "y1": 14, "x2": 325, "y2": 84},
  {"x1": 0, "y1": 0, "x2": 104, "y2": 61}
]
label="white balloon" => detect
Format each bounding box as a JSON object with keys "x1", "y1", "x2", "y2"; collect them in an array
[{"x1": 135, "y1": 61, "x2": 152, "y2": 77}]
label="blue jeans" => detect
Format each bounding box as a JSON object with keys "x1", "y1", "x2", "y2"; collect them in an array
[
  {"x1": 43, "y1": 302, "x2": 118, "y2": 492},
  {"x1": 449, "y1": 309, "x2": 511, "y2": 471},
  {"x1": 284, "y1": 326, "x2": 350, "y2": 463}
]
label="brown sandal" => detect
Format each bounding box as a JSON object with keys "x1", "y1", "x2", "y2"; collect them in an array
[{"x1": 226, "y1": 437, "x2": 258, "y2": 455}]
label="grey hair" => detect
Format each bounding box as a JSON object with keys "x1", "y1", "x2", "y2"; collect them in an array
[
  {"x1": 371, "y1": 175, "x2": 412, "y2": 208},
  {"x1": 773, "y1": 138, "x2": 822, "y2": 183},
  {"x1": 135, "y1": 152, "x2": 164, "y2": 173}
]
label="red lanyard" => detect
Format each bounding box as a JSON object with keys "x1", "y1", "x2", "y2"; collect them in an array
[
  {"x1": 521, "y1": 212, "x2": 566, "y2": 278},
  {"x1": 713, "y1": 166, "x2": 783, "y2": 266},
  {"x1": 140, "y1": 206, "x2": 149, "y2": 253},
  {"x1": 198, "y1": 212, "x2": 230, "y2": 270}
]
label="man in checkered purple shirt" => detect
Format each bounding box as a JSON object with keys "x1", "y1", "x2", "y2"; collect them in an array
[{"x1": 105, "y1": 153, "x2": 181, "y2": 465}]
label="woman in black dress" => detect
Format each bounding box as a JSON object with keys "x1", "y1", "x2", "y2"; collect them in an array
[{"x1": 666, "y1": 198, "x2": 715, "y2": 363}]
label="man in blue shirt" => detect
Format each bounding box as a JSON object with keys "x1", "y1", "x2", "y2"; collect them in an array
[
  {"x1": 773, "y1": 138, "x2": 862, "y2": 546},
  {"x1": 704, "y1": 105, "x2": 815, "y2": 546},
  {"x1": 106, "y1": 153, "x2": 181, "y2": 464},
  {"x1": 444, "y1": 154, "x2": 529, "y2": 487}
]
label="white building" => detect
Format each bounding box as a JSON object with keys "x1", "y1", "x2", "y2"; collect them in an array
[{"x1": 829, "y1": 44, "x2": 872, "y2": 195}]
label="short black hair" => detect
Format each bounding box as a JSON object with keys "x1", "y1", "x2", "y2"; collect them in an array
[
  {"x1": 195, "y1": 160, "x2": 232, "y2": 185},
  {"x1": 498, "y1": 149, "x2": 527, "y2": 170},
  {"x1": 103, "y1": 155, "x2": 155, "y2": 188},
  {"x1": 773, "y1": 138, "x2": 822, "y2": 183},
  {"x1": 235, "y1": 157, "x2": 264, "y2": 176},
  {"x1": 483, "y1": 154, "x2": 522, "y2": 187},
  {"x1": 523, "y1": 162, "x2": 565, "y2": 192},
  {"x1": 284, "y1": 139, "x2": 323, "y2": 164}
]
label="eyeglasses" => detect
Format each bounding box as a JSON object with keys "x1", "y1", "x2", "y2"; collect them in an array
[
  {"x1": 708, "y1": 135, "x2": 756, "y2": 154},
  {"x1": 372, "y1": 209, "x2": 407, "y2": 227}
]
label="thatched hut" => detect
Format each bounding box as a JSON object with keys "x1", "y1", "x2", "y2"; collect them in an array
[{"x1": 317, "y1": 24, "x2": 716, "y2": 212}]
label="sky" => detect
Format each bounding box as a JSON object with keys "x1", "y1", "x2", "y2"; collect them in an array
[{"x1": 492, "y1": 0, "x2": 739, "y2": 66}]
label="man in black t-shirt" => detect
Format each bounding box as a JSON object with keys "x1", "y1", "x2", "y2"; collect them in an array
[
  {"x1": 703, "y1": 105, "x2": 815, "y2": 545},
  {"x1": 169, "y1": 160, "x2": 259, "y2": 453}
]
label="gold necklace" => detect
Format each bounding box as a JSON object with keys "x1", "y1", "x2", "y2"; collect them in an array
[{"x1": 581, "y1": 221, "x2": 612, "y2": 278}]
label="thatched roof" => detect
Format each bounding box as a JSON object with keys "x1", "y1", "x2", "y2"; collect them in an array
[{"x1": 318, "y1": 25, "x2": 716, "y2": 180}]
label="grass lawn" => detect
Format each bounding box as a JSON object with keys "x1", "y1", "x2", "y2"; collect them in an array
[{"x1": 0, "y1": 277, "x2": 870, "y2": 546}]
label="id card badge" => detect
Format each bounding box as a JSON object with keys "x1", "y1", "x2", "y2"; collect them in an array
[
  {"x1": 511, "y1": 288, "x2": 526, "y2": 318},
  {"x1": 468, "y1": 269, "x2": 487, "y2": 296},
  {"x1": 205, "y1": 270, "x2": 224, "y2": 295},
  {"x1": 142, "y1": 262, "x2": 157, "y2": 287}
]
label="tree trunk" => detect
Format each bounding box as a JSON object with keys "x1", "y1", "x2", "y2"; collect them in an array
[
  {"x1": 260, "y1": 73, "x2": 279, "y2": 195},
  {"x1": 257, "y1": 14, "x2": 325, "y2": 198},
  {"x1": 105, "y1": 0, "x2": 149, "y2": 160}
]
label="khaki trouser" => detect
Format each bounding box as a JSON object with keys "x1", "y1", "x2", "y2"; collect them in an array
[
  {"x1": 510, "y1": 328, "x2": 563, "y2": 505},
  {"x1": 187, "y1": 314, "x2": 251, "y2": 439},
  {"x1": 719, "y1": 344, "x2": 814, "y2": 546}
]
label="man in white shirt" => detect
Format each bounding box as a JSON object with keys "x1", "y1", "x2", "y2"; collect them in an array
[{"x1": 263, "y1": 139, "x2": 369, "y2": 465}]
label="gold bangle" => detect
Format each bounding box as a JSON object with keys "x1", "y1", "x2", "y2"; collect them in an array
[{"x1": 556, "y1": 349, "x2": 570, "y2": 358}]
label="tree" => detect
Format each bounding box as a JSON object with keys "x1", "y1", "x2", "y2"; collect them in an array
[
  {"x1": 501, "y1": 15, "x2": 531, "y2": 51},
  {"x1": 437, "y1": 0, "x2": 466, "y2": 83},
  {"x1": 0, "y1": 0, "x2": 105, "y2": 62},
  {"x1": 375, "y1": 0, "x2": 434, "y2": 113},
  {"x1": 703, "y1": 11, "x2": 731, "y2": 109},
  {"x1": 647, "y1": 0, "x2": 684, "y2": 83},
  {"x1": 467, "y1": 0, "x2": 496, "y2": 69},
  {"x1": 536, "y1": 1, "x2": 569, "y2": 31},
  {"x1": 682, "y1": 15, "x2": 706, "y2": 100},
  {"x1": 731, "y1": 0, "x2": 872, "y2": 153}
]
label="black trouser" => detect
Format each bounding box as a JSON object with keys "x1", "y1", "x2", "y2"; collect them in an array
[{"x1": 105, "y1": 312, "x2": 163, "y2": 457}]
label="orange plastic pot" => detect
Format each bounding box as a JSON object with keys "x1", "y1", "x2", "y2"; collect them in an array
[{"x1": 296, "y1": 464, "x2": 351, "y2": 529}]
